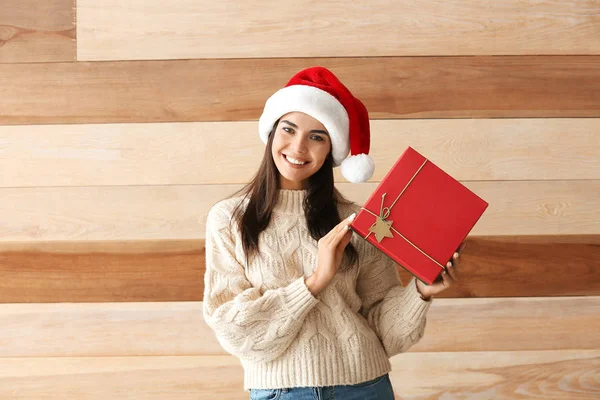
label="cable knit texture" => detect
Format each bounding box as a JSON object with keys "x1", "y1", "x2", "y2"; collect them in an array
[{"x1": 202, "y1": 189, "x2": 432, "y2": 391}]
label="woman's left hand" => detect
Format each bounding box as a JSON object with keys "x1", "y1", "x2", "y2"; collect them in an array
[{"x1": 415, "y1": 242, "x2": 465, "y2": 300}]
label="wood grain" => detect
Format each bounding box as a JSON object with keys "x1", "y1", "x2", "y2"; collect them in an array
[
  {"x1": 0, "y1": 351, "x2": 597, "y2": 399},
  {"x1": 1, "y1": 57, "x2": 600, "y2": 125},
  {"x1": 0, "y1": 181, "x2": 597, "y2": 243},
  {"x1": 0, "y1": 236, "x2": 598, "y2": 303},
  {"x1": 76, "y1": 0, "x2": 600, "y2": 61},
  {"x1": 0, "y1": 351, "x2": 596, "y2": 399},
  {"x1": 0, "y1": 240, "x2": 204, "y2": 303},
  {"x1": 0, "y1": 356, "x2": 245, "y2": 399},
  {"x1": 1, "y1": 118, "x2": 599, "y2": 187},
  {"x1": 0, "y1": 297, "x2": 597, "y2": 356},
  {"x1": 0, "y1": 0, "x2": 75, "y2": 63},
  {"x1": 1, "y1": 2, "x2": 596, "y2": 398},
  {"x1": 391, "y1": 351, "x2": 600, "y2": 399}
]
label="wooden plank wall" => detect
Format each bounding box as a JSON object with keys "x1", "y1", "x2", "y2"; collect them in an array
[{"x1": 1, "y1": 0, "x2": 599, "y2": 398}]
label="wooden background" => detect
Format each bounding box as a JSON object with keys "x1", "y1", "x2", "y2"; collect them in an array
[{"x1": 1, "y1": 0, "x2": 599, "y2": 398}]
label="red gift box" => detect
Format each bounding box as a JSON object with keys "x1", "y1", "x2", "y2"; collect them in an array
[{"x1": 349, "y1": 146, "x2": 489, "y2": 285}]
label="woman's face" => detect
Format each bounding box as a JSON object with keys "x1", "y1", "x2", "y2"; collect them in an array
[{"x1": 271, "y1": 112, "x2": 332, "y2": 190}]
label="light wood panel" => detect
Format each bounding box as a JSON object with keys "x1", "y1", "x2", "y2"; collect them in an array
[
  {"x1": 0, "y1": 351, "x2": 598, "y2": 399},
  {"x1": 0, "y1": 297, "x2": 597, "y2": 357},
  {"x1": 0, "y1": 181, "x2": 597, "y2": 242},
  {"x1": 1, "y1": 118, "x2": 599, "y2": 187},
  {"x1": 0, "y1": 0, "x2": 75, "y2": 63},
  {"x1": 0, "y1": 356, "x2": 245, "y2": 400},
  {"x1": 76, "y1": 0, "x2": 600, "y2": 61},
  {"x1": 1, "y1": 57, "x2": 600, "y2": 126},
  {"x1": 390, "y1": 351, "x2": 600, "y2": 399},
  {"x1": 1, "y1": 236, "x2": 598, "y2": 303}
]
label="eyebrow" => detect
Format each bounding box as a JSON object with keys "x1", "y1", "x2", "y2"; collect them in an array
[{"x1": 281, "y1": 120, "x2": 329, "y2": 136}]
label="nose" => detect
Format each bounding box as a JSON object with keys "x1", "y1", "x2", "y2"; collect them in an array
[{"x1": 290, "y1": 134, "x2": 308, "y2": 153}]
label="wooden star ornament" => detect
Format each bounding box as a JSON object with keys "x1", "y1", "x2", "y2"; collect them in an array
[{"x1": 369, "y1": 216, "x2": 394, "y2": 242}]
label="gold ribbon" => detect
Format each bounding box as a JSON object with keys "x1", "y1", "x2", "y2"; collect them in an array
[{"x1": 360, "y1": 158, "x2": 445, "y2": 269}]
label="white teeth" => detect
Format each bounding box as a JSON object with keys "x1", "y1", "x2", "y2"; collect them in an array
[{"x1": 286, "y1": 155, "x2": 307, "y2": 165}]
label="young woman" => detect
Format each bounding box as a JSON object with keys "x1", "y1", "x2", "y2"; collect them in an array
[{"x1": 203, "y1": 66, "x2": 462, "y2": 400}]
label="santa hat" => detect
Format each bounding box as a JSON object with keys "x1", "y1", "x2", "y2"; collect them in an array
[{"x1": 258, "y1": 66, "x2": 374, "y2": 183}]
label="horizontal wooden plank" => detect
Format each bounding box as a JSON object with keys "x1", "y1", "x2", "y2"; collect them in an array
[
  {"x1": 76, "y1": 0, "x2": 600, "y2": 60},
  {"x1": 0, "y1": 181, "x2": 597, "y2": 243},
  {"x1": 1, "y1": 236, "x2": 598, "y2": 302},
  {"x1": 391, "y1": 350, "x2": 600, "y2": 399},
  {"x1": 1, "y1": 57, "x2": 600, "y2": 125},
  {"x1": 1, "y1": 118, "x2": 599, "y2": 187},
  {"x1": 0, "y1": 355, "x2": 244, "y2": 399},
  {"x1": 0, "y1": 350, "x2": 600, "y2": 400},
  {"x1": 436, "y1": 235, "x2": 600, "y2": 297},
  {"x1": 0, "y1": 351, "x2": 598, "y2": 399},
  {"x1": 0, "y1": 240, "x2": 204, "y2": 302},
  {"x1": 0, "y1": 297, "x2": 597, "y2": 357},
  {"x1": 0, "y1": 0, "x2": 75, "y2": 63}
]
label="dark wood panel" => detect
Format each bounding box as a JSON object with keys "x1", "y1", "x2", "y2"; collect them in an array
[
  {"x1": 0, "y1": 240, "x2": 204, "y2": 303},
  {"x1": 409, "y1": 234, "x2": 600, "y2": 298},
  {"x1": 1, "y1": 235, "x2": 598, "y2": 303},
  {"x1": 0, "y1": 0, "x2": 75, "y2": 63},
  {"x1": 0, "y1": 56, "x2": 599, "y2": 125}
]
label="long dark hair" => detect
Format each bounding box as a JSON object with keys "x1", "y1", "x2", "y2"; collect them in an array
[{"x1": 228, "y1": 120, "x2": 358, "y2": 272}]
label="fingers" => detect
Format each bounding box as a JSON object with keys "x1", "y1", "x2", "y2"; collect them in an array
[
  {"x1": 445, "y1": 257, "x2": 458, "y2": 282},
  {"x1": 441, "y1": 267, "x2": 455, "y2": 286},
  {"x1": 324, "y1": 212, "x2": 356, "y2": 242},
  {"x1": 339, "y1": 227, "x2": 353, "y2": 248},
  {"x1": 326, "y1": 214, "x2": 355, "y2": 254},
  {"x1": 332, "y1": 213, "x2": 355, "y2": 244},
  {"x1": 345, "y1": 212, "x2": 356, "y2": 225},
  {"x1": 434, "y1": 244, "x2": 464, "y2": 290}
]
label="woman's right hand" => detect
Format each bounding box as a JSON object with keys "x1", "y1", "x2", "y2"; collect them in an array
[{"x1": 307, "y1": 212, "x2": 356, "y2": 295}]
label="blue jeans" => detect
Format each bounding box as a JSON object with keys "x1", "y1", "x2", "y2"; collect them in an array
[{"x1": 249, "y1": 373, "x2": 394, "y2": 400}]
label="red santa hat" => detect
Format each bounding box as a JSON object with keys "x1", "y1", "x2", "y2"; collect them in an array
[{"x1": 258, "y1": 66, "x2": 374, "y2": 183}]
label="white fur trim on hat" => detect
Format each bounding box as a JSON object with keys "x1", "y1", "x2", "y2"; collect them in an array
[
  {"x1": 340, "y1": 153, "x2": 375, "y2": 183},
  {"x1": 258, "y1": 85, "x2": 350, "y2": 166}
]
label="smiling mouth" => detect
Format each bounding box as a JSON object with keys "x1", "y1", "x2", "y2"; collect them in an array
[{"x1": 283, "y1": 154, "x2": 310, "y2": 166}]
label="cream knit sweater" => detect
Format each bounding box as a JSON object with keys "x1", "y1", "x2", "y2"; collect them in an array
[{"x1": 202, "y1": 189, "x2": 432, "y2": 391}]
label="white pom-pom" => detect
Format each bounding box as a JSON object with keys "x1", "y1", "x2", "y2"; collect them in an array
[{"x1": 340, "y1": 154, "x2": 375, "y2": 183}]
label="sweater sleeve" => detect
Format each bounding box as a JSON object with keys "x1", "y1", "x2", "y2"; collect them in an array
[
  {"x1": 355, "y1": 242, "x2": 433, "y2": 358},
  {"x1": 202, "y1": 203, "x2": 320, "y2": 363}
]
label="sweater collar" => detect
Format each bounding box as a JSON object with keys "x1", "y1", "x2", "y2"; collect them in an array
[{"x1": 273, "y1": 189, "x2": 308, "y2": 214}]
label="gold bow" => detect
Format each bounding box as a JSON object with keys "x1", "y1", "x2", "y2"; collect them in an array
[{"x1": 360, "y1": 158, "x2": 445, "y2": 269}]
